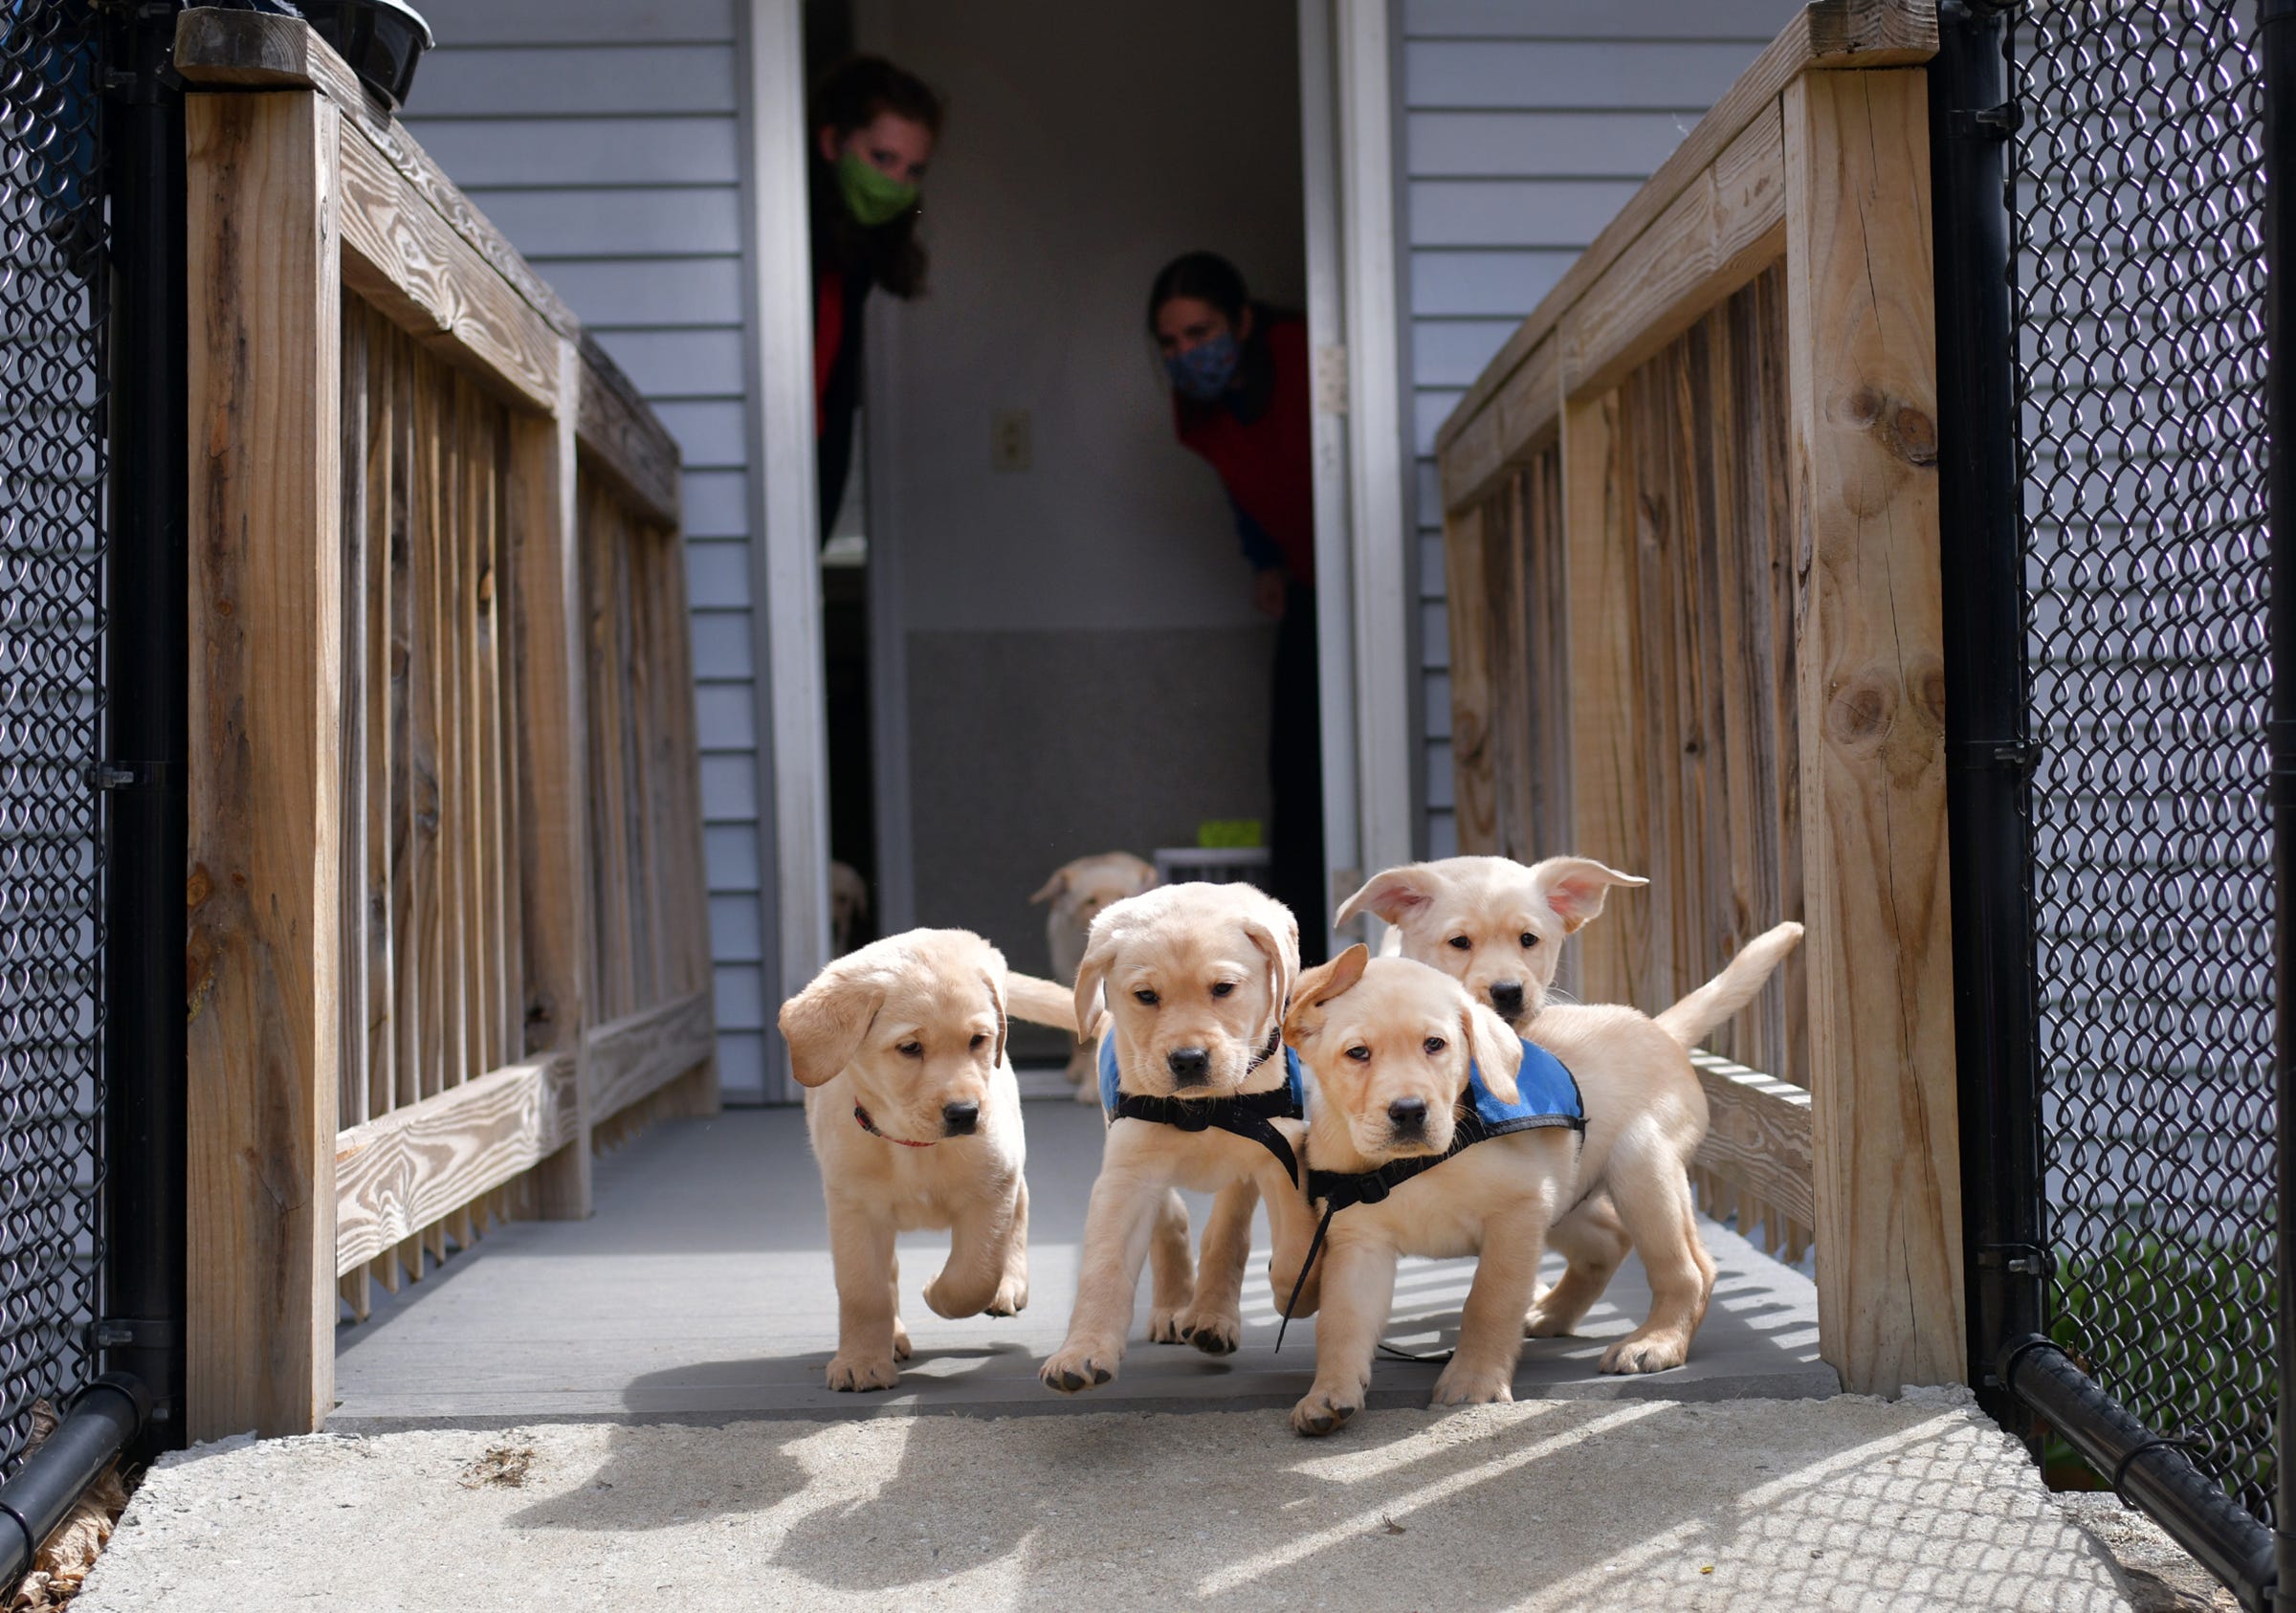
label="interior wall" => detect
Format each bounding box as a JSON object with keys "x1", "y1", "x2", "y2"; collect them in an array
[{"x1": 864, "y1": 0, "x2": 1307, "y2": 1007}]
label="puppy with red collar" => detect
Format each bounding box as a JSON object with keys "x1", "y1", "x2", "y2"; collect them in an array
[{"x1": 779, "y1": 928, "x2": 1076, "y2": 1392}]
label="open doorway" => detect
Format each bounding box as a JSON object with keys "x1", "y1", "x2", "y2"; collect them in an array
[{"x1": 802, "y1": 0, "x2": 1316, "y2": 1068}]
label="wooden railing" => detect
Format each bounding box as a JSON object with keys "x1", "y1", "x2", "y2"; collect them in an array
[
  {"x1": 1434, "y1": 0, "x2": 1958, "y2": 1395},
  {"x1": 177, "y1": 10, "x2": 714, "y2": 1439}
]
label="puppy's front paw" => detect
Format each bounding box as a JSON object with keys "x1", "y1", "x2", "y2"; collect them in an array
[
  {"x1": 1040, "y1": 1341, "x2": 1120, "y2": 1394},
  {"x1": 826, "y1": 1353, "x2": 900, "y2": 1392},
  {"x1": 893, "y1": 1318, "x2": 913, "y2": 1361},
  {"x1": 1148, "y1": 1306, "x2": 1186, "y2": 1344},
  {"x1": 1600, "y1": 1332, "x2": 1689, "y2": 1375},
  {"x1": 986, "y1": 1271, "x2": 1028, "y2": 1317},
  {"x1": 1177, "y1": 1308, "x2": 1241, "y2": 1356},
  {"x1": 1523, "y1": 1300, "x2": 1577, "y2": 1338},
  {"x1": 1290, "y1": 1383, "x2": 1362, "y2": 1437},
  {"x1": 1429, "y1": 1363, "x2": 1514, "y2": 1406}
]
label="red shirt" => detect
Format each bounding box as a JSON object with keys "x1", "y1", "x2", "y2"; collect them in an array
[{"x1": 1174, "y1": 316, "x2": 1316, "y2": 586}]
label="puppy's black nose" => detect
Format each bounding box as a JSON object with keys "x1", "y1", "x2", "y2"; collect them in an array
[
  {"x1": 941, "y1": 1100, "x2": 981, "y2": 1136},
  {"x1": 1167, "y1": 1047, "x2": 1210, "y2": 1085},
  {"x1": 1489, "y1": 982, "x2": 1526, "y2": 1017},
  {"x1": 1387, "y1": 1096, "x2": 1428, "y2": 1131}
]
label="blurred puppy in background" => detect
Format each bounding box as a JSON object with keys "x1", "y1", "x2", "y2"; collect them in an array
[{"x1": 1030, "y1": 851, "x2": 1159, "y2": 1094}]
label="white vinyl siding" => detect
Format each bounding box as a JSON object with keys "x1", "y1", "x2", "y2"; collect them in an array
[
  {"x1": 402, "y1": 0, "x2": 772, "y2": 1100},
  {"x1": 1394, "y1": 0, "x2": 1794, "y2": 859}
]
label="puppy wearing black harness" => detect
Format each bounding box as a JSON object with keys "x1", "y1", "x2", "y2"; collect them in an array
[
  {"x1": 1277, "y1": 945, "x2": 1585, "y2": 1434},
  {"x1": 1040, "y1": 882, "x2": 1326, "y2": 1394}
]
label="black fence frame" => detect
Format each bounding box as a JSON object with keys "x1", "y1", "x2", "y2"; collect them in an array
[
  {"x1": 1935, "y1": 3, "x2": 2293, "y2": 1608},
  {"x1": 0, "y1": 0, "x2": 188, "y2": 1589}
]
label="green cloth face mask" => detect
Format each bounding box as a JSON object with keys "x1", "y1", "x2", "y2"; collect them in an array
[{"x1": 837, "y1": 149, "x2": 918, "y2": 228}]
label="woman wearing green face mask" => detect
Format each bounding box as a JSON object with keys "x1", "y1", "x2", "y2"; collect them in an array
[{"x1": 810, "y1": 55, "x2": 944, "y2": 541}]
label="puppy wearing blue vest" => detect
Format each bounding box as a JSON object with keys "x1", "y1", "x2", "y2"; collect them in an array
[
  {"x1": 1039, "y1": 881, "x2": 1327, "y2": 1393},
  {"x1": 1336, "y1": 855, "x2": 1803, "y2": 1366}
]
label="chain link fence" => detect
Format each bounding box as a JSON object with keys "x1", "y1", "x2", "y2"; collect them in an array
[
  {"x1": 0, "y1": 0, "x2": 109, "y2": 1476},
  {"x1": 2006, "y1": 0, "x2": 2278, "y2": 1524}
]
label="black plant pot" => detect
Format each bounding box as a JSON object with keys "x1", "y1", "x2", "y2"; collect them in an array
[{"x1": 299, "y1": 0, "x2": 434, "y2": 111}]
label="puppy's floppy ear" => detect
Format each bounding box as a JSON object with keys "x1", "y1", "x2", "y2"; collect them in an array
[
  {"x1": 778, "y1": 961, "x2": 885, "y2": 1088},
  {"x1": 1239, "y1": 915, "x2": 1296, "y2": 1045},
  {"x1": 1028, "y1": 867, "x2": 1070, "y2": 905},
  {"x1": 1283, "y1": 943, "x2": 1369, "y2": 1044},
  {"x1": 1463, "y1": 1000, "x2": 1524, "y2": 1106},
  {"x1": 979, "y1": 969, "x2": 1009, "y2": 1068},
  {"x1": 1336, "y1": 865, "x2": 1438, "y2": 930},
  {"x1": 1533, "y1": 856, "x2": 1648, "y2": 933},
  {"x1": 1071, "y1": 931, "x2": 1115, "y2": 1042}
]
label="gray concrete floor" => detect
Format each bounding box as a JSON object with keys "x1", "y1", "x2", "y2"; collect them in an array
[
  {"x1": 77, "y1": 1096, "x2": 2156, "y2": 1610},
  {"x1": 79, "y1": 1395, "x2": 2134, "y2": 1611},
  {"x1": 332, "y1": 1094, "x2": 1836, "y2": 1425}
]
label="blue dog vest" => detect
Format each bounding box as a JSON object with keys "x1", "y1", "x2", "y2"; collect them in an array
[
  {"x1": 1099, "y1": 1034, "x2": 1309, "y2": 1184},
  {"x1": 1276, "y1": 1040, "x2": 1583, "y2": 1350}
]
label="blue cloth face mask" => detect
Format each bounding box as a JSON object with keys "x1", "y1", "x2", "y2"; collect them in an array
[{"x1": 1166, "y1": 331, "x2": 1240, "y2": 402}]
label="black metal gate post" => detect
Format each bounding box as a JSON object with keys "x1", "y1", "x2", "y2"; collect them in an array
[
  {"x1": 1929, "y1": 0, "x2": 2048, "y2": 1419},
  {"x1": 2263, "y1": 3, "x2": 2296, "y2": 1604},
  {"x1": 94, "y1": 0, "x2": 187, "y2": 1453}
]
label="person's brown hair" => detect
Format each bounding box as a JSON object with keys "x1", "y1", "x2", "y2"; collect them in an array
[{"x1": 810, "y1": 55, "x2": 945, "y2": 299}]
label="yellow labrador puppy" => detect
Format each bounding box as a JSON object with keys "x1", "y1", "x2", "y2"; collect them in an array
[
  {"x1": 1337, "y1": 853, "x2": 1801, "y2": 1360},
  {"x1": 1039, "y1": 881, "x2": 1324, "y2": 1393},
  {"x1": 1283, "y1": 917, "x2": 1804, "y2": 1435},
  {"x1": 779, "y1": 928, "x2": 1076, "y2": 1392},
  {"x1": 1029, "y1": 851, "x2": 1159, "y2": 1095},
  {"x1": 1281, "y1": 947, "x2": 1570, "y2": 1433}
]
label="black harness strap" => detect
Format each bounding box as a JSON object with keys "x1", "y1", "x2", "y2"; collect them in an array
[
  {"x1": 1110, "y1": 1083, "x2": 1300, "y2": 1187},
  {"x1": 1273, "y1": 1106, "x2": 1586, "y2": 1355},
  {"x1": 1106, "y1": 1024, "x2": 1300, "y2": 1185}
]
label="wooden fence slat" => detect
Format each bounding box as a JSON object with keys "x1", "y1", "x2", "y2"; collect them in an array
[
  {"x1": 513, "y1": 340, "x2": 595, "y2": 1218},
  {"x1": 1560, "y1": 391, "x2": 1646, "y2": 1008},
  {"x1": 185, "y1": 88, "x2": 344, "y2": 1441},
  {"x1": 1783, "y1": 66, "x2": 1961, "y2": 1393},
  {"x1": 1442, "y1": 505, "x2": 1498, "y2": 855},
  {"x1": 340, "y1": 303, "x2": 371, "y2": 1140},
  {"x1": 1689, "y1": 1050, "x2": 1815, "y2": 1234}
]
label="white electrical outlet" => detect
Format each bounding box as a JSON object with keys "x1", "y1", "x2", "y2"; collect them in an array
[{"x1": 991, "y1": 408, "x2": 1031, "y2": 472}]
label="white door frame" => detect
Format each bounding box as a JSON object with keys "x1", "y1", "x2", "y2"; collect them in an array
[
  {"x1": 749, "y1": 0, "x2": 1418, "y2": 1062},
  {"x1": 744, "y1": 0, "x2": 830, "y2": 1101},
  {"x1": 1305, "y1": 0, "x2": 1418, "y2": 944}
]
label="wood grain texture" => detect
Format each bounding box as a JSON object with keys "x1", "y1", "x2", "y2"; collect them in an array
[
  {"x1": 186, "y1": 89, "x2": 343, "y2": 1440},
  {"x1": 1442, "y1": 504, "x2": 1498, "y2": 853},
  {"x1": 334, "y1": 1050, "x2": 579, "y2": 1272},
  {"x1": 586, "y1": 989, "x2": 716, "y2": 1127},
  {"x1": 173, "y1": 8, "x2": 579, "y2": 339},
  {"x1": 336, "y1": 130, "x2": 559, "y2": 413},
  {"x1": 1560, "y1": 100, "x2": 1786, "y2": 409},
  {"x1": 1783, "y1": 68, "x2": 1961, "y2": 1392},
  {"x1": 1691, "y1": 1050, "x2": 1815, "y2": 1235},
  {"x1": 1435, "y1": 0, "x2": 1938, "y2": 498},
  {"x1": 1560, "y1": 391, "x2": 1647, "y2": 1009},
  {"x1": 511, "y1": 340, "x2": 595, "y2": 1217},
  {"x1": 576, "y1": 333, "x2": 681, "y2": 531}
]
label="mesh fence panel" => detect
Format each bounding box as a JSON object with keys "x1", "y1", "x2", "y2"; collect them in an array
[
  {"x1": 2008, "y1": 0, "x2": 2277, "y2": 1523},
  {"x1": 0, "y1": 0, "x2": 107, "y2": 1474}
]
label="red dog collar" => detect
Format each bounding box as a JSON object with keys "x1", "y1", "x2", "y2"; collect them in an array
[{"x1": 853, "y1": 1102, "x2": 935, "y2": 1148}]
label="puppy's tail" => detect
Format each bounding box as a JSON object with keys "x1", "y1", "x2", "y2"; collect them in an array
[
  {"x1": 1004, "y1": 970, "x2": 1080, "y2": 1034},
  {"x1": 1654, "y1": 922, "x2": 1804, "y2": 1050}
]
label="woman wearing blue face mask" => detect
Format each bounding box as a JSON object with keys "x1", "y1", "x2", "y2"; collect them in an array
[{"x1": 1149, "y1": 252, "x2": 1326, "y2": 964}]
